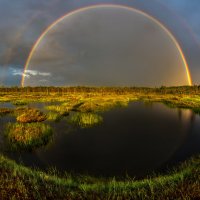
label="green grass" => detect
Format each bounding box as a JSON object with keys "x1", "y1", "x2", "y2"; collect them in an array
[
  {"x1": 5, "y1": 123, "x2": 53, "y2": 150},
  {"x1": 45, "y1": 105, "x2": 69, "y2": 116},
  {"x1": 75, "y1": 99, "x2": 130, "y2": 113},
  {"x1": 47, "y1": 111, "x2": 63, "y2": 122},
  {"x1": 16, "y1": 108, "x2": 47, "y2": 123},
  {"x1": 45, "y1": 105, "x2": 66, "y2": 112},
  {"x1": 68, "y1": 112, "x2": 103, "y2": 128},
  {"x1": 12, "y1": 100, "x2": 28, "y2": 106},
  {"x1": 0, "y1": 155, "x2": 199, "y2": 199}
]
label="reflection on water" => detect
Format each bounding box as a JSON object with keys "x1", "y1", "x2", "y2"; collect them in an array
[
  {"x1": 0, "y1": 102, "x2": 15, "y2": 109},
  {"x1": 0, "y1": 101, "x2": 200, "y2": 178}
]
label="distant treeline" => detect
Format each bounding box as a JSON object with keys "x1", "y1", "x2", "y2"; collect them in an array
[{"x1": 0, "y1": 86, "x2": 200, "y2": 95}]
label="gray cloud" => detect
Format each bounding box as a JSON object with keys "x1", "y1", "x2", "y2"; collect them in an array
[
  {"x1": 0, "y1": 0, "x2": 200, "y2": 86},
  {"x1": 25, "y1": 6, "x2": 188, "y2": 87}
]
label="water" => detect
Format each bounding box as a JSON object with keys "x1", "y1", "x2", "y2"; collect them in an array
[{"x1": 0, "y1": 101, "x2": 200, "y2": 178}]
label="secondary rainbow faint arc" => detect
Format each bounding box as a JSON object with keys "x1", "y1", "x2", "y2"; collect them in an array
[{"x1": 22, "y1": 4, "x2": 193, "y2": 86}]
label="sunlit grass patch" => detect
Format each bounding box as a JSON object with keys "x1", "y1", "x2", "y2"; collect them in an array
[
  {"x1": 68, "y1": 112, "x2": 103, "y2": 128},
  {"x1": 47, "y1": 111, "x2": 63, "y2": 122},
  {"x1": 62, "y1": 100, "x2": 83, "y2": 110},
  {"x1": 159, "y1": 96, "x2": 200, "y2": 114},
  {"x1": 16, "y1": 108, "x2": 47, "y2": 123},
  {"x1": 45, "y1": 105, "x2": 64, "y2": 112},
  {"x1": 59, "y1": 95, "x2": 131, "y2": 113},
  {"x1": 12, "y1": 100, "x2": 28, "y2": 106},
  {"x1": 13, "y1": 106, "x2": 28, "y2": 116},
  {"x1": 5, "y1": 123, "x2": 53, "y2": 150},
  {"x1": 45, "y1": 105, "x2": 70, "y2": 116},
  {"x1": 76, "y1": 99, "x2": 129, "y2": 113}
]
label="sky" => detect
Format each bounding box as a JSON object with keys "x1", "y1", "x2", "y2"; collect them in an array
[{"x1": 0, "y1": 0, "x2": 200, "y2": 86}]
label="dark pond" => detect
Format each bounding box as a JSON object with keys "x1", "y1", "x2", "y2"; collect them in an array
[{"x1": 0, "y1": 101, "x2": 200, "y2": 178}]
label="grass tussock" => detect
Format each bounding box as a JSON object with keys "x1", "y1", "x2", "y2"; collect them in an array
[
  {"x1": 47, "y1": 112, "x2": 63, "y2": 122},
  {"x1": 45, "y1": 105, "x2": 69, "y2": 116},
  {"x1": 5, "y1": 123, "x2": 53, "y2": 150},
  {"x1": 16, "y1": 108, "x2": 47, "y2": 123},
  {"x1": 68, "y1": 113, "x2": 103, "y2": 128}
]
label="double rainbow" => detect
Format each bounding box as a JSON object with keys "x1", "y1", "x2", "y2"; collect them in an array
[{"x1": 22, "y1": 4, "x2": 193, "y2": 86}]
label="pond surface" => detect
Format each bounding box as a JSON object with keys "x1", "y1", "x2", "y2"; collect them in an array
[{"x1": 0, "y1": 101, "x2": 200, "y2": 178}]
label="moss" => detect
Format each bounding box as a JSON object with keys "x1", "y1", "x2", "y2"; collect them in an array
[{"x1": 5, "y1": 123, "x2": 53, "y2": 150}]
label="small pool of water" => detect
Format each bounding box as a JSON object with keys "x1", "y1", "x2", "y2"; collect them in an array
[{"x1": 0, "y1": 101, "x2": 200, "y2": 178}]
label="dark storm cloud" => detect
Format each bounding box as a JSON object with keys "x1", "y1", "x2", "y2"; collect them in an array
[
  {"x1": 163, "y1": 0, "x2": 200, "y2": 32},
  {"x1": 158, "y1": 0, "x2": 200, "y2": 83},
  {"x1": 25, "y1": 7, "x2": 187, "y2": 87},
  {"x1": 0, "y1": 0, "x2": 200, "y2": 85}
]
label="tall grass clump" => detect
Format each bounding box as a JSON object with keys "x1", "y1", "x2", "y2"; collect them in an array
[
  {"x1": 68, "y1": 112, "x2": 103, "y2": 128},
  {"x1": 5, "y1": 123, "x2": 53, "y2": 150},
  {"x1": 16, "y1": 108, "x2": 47, "y2": 123},
  {"x1": 45, "y1": 105, "x2": 69, "y2": 116},
  {"x1": 47, "y1": 111, "x2": 63, "y2": 122}
]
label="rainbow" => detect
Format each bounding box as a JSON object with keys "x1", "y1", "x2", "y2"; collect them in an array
[{"x1": 22, "y1": 4, "x2": 193, "y2": 86}]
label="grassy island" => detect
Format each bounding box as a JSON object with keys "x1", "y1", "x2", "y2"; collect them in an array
[{"x1": 5, "y1": 123, "x2": 53, "y2": 150}]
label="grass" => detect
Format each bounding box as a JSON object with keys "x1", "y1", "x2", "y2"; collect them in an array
[
  {"x1": 75, "y1": 99, "x2": 130, "y2": 112},
  {"x1": 0, "y1": 154, "x2": 199, "y2": 199},
  {"x1": 45, "y1": 105, "x2": 69, "y2": 116},
  {"x1": 12, "y1": 100, "x2": 28, "y2": 106},
  {"x1": 16, "y1": 108, "x2": 47, "y2": 123},
  {"x1": 68, "y1": 112, "x2": 103, "y2": 128},
  {"x1": 45, "y1": 96, "x2": 131, "y2": 114},
  {"x1": 45, "y1": 105, "x2": 66, "y2": 112},
  {"x1": 5, "y1": 123, "x2": 53, "y2": 150},
  {"x1": 0, "y1": 86, "x2": 200, "y2": 198},
  {"x1": 47, "y1": 111, "x2": 64, "y2": 122},
  {"x1": 0, "y1": 108, "x2": 13, "y2": 115}
]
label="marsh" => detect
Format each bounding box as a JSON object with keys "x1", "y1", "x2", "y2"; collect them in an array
[{"x1": 0, "y1": 100, "x2": 200, "y2": 178}]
